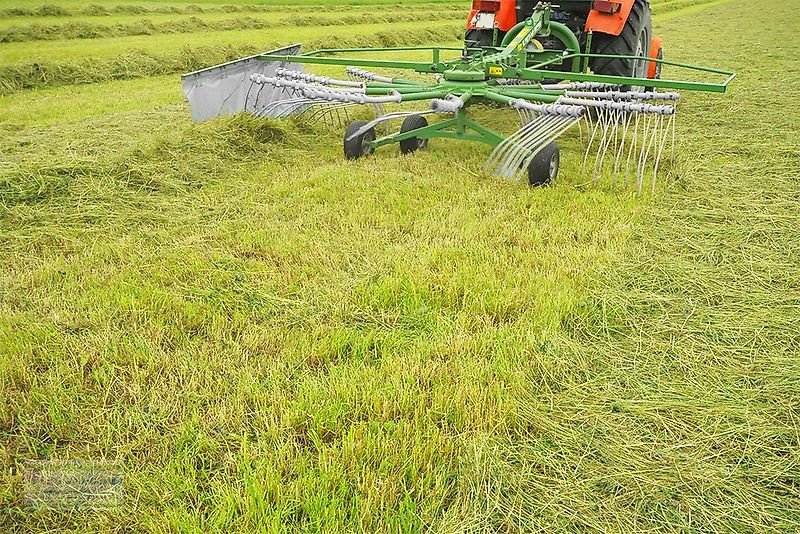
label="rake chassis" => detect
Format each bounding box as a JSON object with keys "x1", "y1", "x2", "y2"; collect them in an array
[{"x1": 182, "y1": 2, "x2": 734, "y2": 189}]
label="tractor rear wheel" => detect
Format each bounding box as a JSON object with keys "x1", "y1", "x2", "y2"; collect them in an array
[
  {"x1": 590, "y1": 0, "x2": 652, "y2": 90},
  {"x1": 464, "y1": 29, "x2": 497, "y2": 54}
]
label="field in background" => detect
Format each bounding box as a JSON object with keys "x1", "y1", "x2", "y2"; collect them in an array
[{"x1": 1, "y1": 0, "x2": 798, "y2": 531}]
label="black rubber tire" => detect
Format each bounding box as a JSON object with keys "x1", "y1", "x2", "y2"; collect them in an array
[
  {"x1": 527, "y1": 142, "x2": 559, "y2": 187},
  {"x1": 344, "y1": 120, "x2": 375, "y2": 160},
  {"x1": 464, "y1": 29, "x2": 498, "y2": 54},
  {"x1": 591, "y1": 0, "x2": 652, "y2": 88},
  {"x1": 399, "y1": 115, "x2": 429, "y2": 155}
]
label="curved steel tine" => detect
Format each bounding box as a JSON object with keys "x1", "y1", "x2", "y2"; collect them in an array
[
  {"x1": 652, "y1": 113, "x2": 674, "y2": 193},
  {"x1": 625, "y1": 113, "x2": 640, "y2": 186},
  {"x1": 500, "y1": 116, "x2": 566, "y2": 178},
  {"x1": 257, "y1": 97, "x2": 305, "y2": 117},
  {"x1": 594, "y1": 109, "x2": 620, "y2": 180},
  {"x1": 305, "y1": 102, "x2": 349, "y2": 124},
  {"x1": 516, "y1": 118, "x2": 579, "y2": 178},
  {"x1": 485, "y1": 115, "x2": 544, "y2": 169},
  {"x1": 635, "y1": 114, "x2": 653, "y2": 193},
  {"x1": 332, "y1": 105, "x2": 344, "y2": 127},
  {"x1": 277, "y1": 99, "x2": 312, "y2": 117},
  {"x1": 301, "y1": 101, "x2": 332, "y2": 122},
  {"x1": 488, "y1": 115, "x2": 549, "y2": 176},
  {"x1": 495, "y1": 118, "x2": 548, "y2": 177}
]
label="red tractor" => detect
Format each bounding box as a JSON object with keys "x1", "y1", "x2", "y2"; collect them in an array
[{"x1": 465, "y1": 0, "x2": 663, "y2": 81}]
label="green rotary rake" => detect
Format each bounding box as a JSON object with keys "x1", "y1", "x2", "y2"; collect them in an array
[{"x1": 182, "y1": 2, "x2": 734, "y2": 190}]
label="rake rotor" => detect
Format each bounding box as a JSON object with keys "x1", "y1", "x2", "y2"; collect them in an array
[{"x1": 182, "y1": 2, "x2": 733, "y2": 190}]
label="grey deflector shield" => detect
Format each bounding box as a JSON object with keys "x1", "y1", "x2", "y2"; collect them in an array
[{"x1": 181, "y1": 44, "x2": 302, "y2": 122}]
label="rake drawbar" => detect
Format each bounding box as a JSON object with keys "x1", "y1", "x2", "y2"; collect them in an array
[{"x1": 182, "y1": 2, "x2": 734, "y2": 189}]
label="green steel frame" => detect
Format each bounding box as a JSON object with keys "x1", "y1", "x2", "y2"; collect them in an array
[
  {"x1": 373, "y1": 109, "x2": 505, "y2": 150},
  {"x1": 256, "y1": 2, "x2": 734, "y2": 150}
]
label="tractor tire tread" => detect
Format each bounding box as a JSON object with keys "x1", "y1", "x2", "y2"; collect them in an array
[
  {"x1": 591, "y1": 0, "x2": 652, "y2": 78},
  {"x1": 399, "y1": 114, "x2": 429, "y2": 155}
]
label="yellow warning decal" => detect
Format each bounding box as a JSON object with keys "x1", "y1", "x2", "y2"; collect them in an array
[{"x1": 488, "y1": 66, "x2": 503, "y2": 77}]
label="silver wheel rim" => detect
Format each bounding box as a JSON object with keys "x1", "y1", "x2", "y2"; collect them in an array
[
  {"x1": 549, "y1": 152, "x2": 558, "y2": 180},
  {"x1": 362, "y1": 133, "x2": 374, "y2": 156}
]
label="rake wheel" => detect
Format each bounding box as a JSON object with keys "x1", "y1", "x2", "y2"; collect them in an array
[
  {"x1": 344, "y1": 120, "x2": 376, "y2": 160},
  {"x1": 527, "y1": 142, "x2": 559, "y2": 187},
  {"x1": 399, "y1": 115, "x2": 429, "y2": 155}
]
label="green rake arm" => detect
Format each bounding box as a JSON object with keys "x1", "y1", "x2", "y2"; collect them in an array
[
  {"x1": 259, "y1": 45, "x2": 451, "y2": 74},
  {"x1": 258, "y1": 47, "x2": 734, "y2": 94},
  {"x1": 518, "y1": 53, "x2": 736, "y2": 93},
  {"x1": 256, "y1": 0, "x2": 735, "y2": 96}
]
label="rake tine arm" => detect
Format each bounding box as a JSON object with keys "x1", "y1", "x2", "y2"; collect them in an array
[
  {"x1": 565, "y1": 90, "x2": 681, "y2": 101},
  {"x1": 559, "y1": 97, "x2": 676, "y2": 115},
  {"x1": 540, "y1": 81, "x2": 621, "y2": 91},
  {"x1": 300, "y1": 86, "x2": 402, "y2": 104},
  {"x1": 251, "y1": 75, "x2": 364, "y2": 94},
  {"x1": 345, "y1": 67, "x2": 420, "y2": 86},
  {"x1": 380, "y1": 89, "x2": 450, "y2": 102},
  {"x1": 493, "y1": 88, "x2": 561, "y2": 103},
  {"x1": 275, "y1": 68, "x2": 365, "y2": 88},
  {"x1": 429, "y1": 93, "x2": 471, "y2": 113},
  {"x1": 484, "y1": 91, "x2": 585, "y2": 118},
  {"x1": 364, "y1": 85, "x2": 436, "y2": 95}
]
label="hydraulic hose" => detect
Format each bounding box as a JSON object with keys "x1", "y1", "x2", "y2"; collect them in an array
[
  {"x1": 501, "y1": 19, "x2": 581, "y2": 73},
  {"x1": 501, "y1": 21, "x2": 528, "y2": 47},
  {"x1": 547, "y1": 21, "x2": 581, "y2": 72}
]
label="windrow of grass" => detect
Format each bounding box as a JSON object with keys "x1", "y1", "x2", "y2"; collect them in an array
[
  {"x1": 0, "y1": 23, "x2": 464, "y2": 94},
  {"x1": 0, "y1": 1, "x2": 461, "y2": 18},
  {"x1": 649, "y1": 0, "x2": 726, "y2": 16},
  {"x1": 0, "y1": 112, "x2": 301, "y2": 209},
  {"x1": 0, "y1": 18, "x2": 463, "y2": 62},
  {"x1": 0, "y1": 9, "x2": 464, "y2": 43}
]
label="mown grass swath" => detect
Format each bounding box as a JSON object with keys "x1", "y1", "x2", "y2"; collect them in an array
[
  {"x1": 0, "y1": 10, "x2": 465, "y2": 43},
  {"x1": 0, "y1": 25, "x2": 465, "y2": 93},
  {"x1": 0, "y1": 0, "x2": 463, "y2": 18},
  {"x1": 0, "y1": 0, "x2": 798, "y2": 531}
]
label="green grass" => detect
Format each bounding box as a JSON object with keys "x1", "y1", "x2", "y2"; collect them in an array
[
  {"x1": 0, "y1": 0, "x2": 461, "y2": 10},
  {"x1": 0, "y1": 8, "x2": 464, "y2": 37},
  {"x1": 0, "y1": 19, "x2": 464, "y2": 63},
  {"x1": 1, "y1": 0, "x2": 799, "y2": 531},
  {"x1": 0, "y1": 4, "x2": 463, "y2": 29},
  {"x1": 0, "y1": 26, "x2": 465, "y2": 94}
]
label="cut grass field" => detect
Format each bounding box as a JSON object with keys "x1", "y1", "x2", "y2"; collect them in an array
[{"x1": 1, "y1": 0, "x2": 799, "y2": 531}]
